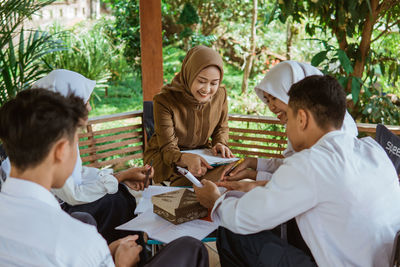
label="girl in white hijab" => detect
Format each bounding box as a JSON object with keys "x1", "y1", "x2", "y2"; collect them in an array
[
  {"x1": 222, "y1": 60, "x2": 358, "y2": 181},
  {"x1": 2, "y1": 69, "x2": 153, "y2": 205}
]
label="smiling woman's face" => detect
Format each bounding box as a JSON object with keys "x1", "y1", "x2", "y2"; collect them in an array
[
  {"x1": 190, "y1": 66, "x2": 220, "y2": 103},
  {"x1": 263, "y1": 92, "x2": 288, "y2": 123}
]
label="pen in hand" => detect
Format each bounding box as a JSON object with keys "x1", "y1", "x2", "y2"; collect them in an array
[
  {"x1": 145, "y1": 160, "x2": 153, "y2": 186},
  {"x1": 224, "y1": 158, "x2": 245, "y2": 177}
]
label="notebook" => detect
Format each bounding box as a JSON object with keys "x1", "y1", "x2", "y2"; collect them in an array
[{"x1": 181, "y1": 148, "x2": 239, "y2": 167}]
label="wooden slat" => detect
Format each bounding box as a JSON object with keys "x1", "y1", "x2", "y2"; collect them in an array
[
  {"x1": 228, "y1": 142, "x2": 286, "y2": 151},
  {"x1": 229, "y1": 114, "x2": 284, "y2": 124},
  {"x1": 87, "y1": 111, "x2": 143, "y2": 124},
  {"x1": 79, "y1": 137, "x2": 143, "y2": 154},
  {"x1": 229, "y1": 134, "x2": 287, "y2": 145},
  {"x1": 79, "y1": 124, "x2": 142, "y2": 138},
  {"x1": 81, "y1": 145, "x2": 143, "y2": 162},
  {"x1": 231, "y1": 149, "x2": 284, "y2": 158},
  {"x1": 84, "y1": 153, "x2": 144, "y2": 168},
  {"x1": 79, "y1": 131, "x2": 142, "y2": 146},
  {"x1": 229, "y1": 127, "x2": 286, "y2": 137}
]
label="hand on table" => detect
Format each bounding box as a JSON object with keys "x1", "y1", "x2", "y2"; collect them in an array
[
  {"x1": 115, "y1": 165, "x2": 153, "y2": 191},
  {"x1": 220, "y1": 157, "x2": 257, "y2": 181},
  {"x1": 193, "y1": 180, "x2": 221, "y2": 209},
  {"x1": 178, "y1": 153, "x2": 213, "y2": 177},
  {"x1": 211, "y1": 143, "x2": 234, "y2": 158}
]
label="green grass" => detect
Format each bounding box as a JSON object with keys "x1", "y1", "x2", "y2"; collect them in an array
[{"x1": 89, "y1": 72, "x2": 143, "y2": 117}]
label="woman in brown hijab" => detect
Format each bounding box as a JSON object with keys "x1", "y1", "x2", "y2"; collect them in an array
[{"x1": 144, "y1": 45, "x2": 233, "y2": 186}]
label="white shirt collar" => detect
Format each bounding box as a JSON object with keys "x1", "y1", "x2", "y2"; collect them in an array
[
  {"x1": 1, "y1": 177, "x2": 61, "y2": 210},
  {"x1": 313, "y1": 130, "x2": 343, "y2": 147}
]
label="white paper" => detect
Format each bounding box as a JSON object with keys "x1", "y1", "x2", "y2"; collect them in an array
[
  {"x1": 116, "y1": 210, "x2": 218, "y2": 243},
  {"x1": 181, "y1": 148, "x2": 239, "y2": 166}
]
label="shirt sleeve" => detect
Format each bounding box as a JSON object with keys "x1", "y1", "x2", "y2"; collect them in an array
[
  {"x1": 51, "y1": 167, "x2": 118, "y2": 205},
  {"x1": 211, "y1": 88, "x2": 229, "y2": 147},
  {"x1": 212, "y1": 154, "x2": 318, "y2": 234},
  {"x1": 256, "y1": 171, "x2": 272, "y2": 181},
  {"x1": 76, "y1": 227, "x2": 115, "y2": 267},
  {"x1": 153, "y1": 97, "x2": 182, "y2": 167},
  {"x1": 256, "y1": 158, "x2": 284, "y2": 173}
]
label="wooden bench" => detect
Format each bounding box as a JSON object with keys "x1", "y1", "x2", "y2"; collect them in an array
[{"x1": 78, "y1": 111, "x2": 400, "y2": 171}]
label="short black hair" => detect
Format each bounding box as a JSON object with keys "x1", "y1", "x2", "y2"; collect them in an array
[
  {"x1": 0, "y1": 88, "x2": 88, "y2": 171},
  {"x1": 288, "y1": 75, "x2": 346, "y2": 130}
]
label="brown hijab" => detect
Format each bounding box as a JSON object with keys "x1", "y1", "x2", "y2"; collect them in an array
[{"x1": 161, "y1": 45, "x2": 224, "y2": 105}]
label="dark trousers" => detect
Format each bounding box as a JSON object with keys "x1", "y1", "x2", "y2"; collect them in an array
[
  {"x1": 61, "y1": 183, "x2": 142, "y2": 240},
  {"x1": 217, "y1": 226, "x2": 316, "y2": 267},
  {"x1": 144, "y1": 236, "x2": 209, "y2": 267}
]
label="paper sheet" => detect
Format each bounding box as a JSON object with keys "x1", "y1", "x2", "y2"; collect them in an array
[
  {"x1": 135, "y1": 186, "x2": 183, "y2": 214},
  {"x1": 181, "y1": 149, "x2": 239, "y2": 166},
  {"x1": 116, "y1": 210, "x2": 218, "y2": 243}
]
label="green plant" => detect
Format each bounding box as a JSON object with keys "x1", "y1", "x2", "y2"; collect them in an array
[
  {"x1": 103, "y1": 0, "x2": 141, "y2": 73},
  {"x1": 42, "y1": 22, "x2": 116, "y2": 99},
  {"x1": 0, "y1": 0, "x2": 62, "y2": 105},
  {"x1": 0, "y1": 30, "x2": 65, "y2": 104}
]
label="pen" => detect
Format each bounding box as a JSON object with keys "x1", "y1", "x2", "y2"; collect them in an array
[
  {"x1": 224, "y1": 158, "x2": 245, "y2": 176},
  {"x1": 145, "y1": 159, "x2": 153, "y2": 186},
  {"x1": 176, "y1": 166, "x2": 203, "y2": 187}
]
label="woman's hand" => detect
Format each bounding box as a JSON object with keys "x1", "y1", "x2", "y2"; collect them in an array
[
  {"x1": 178, "y1": 153, "x2": 213, "y2": 177},
  {"x1": 212, "y1": 143, "x2": 234, "y2": 158},
  {"x1": 220, "y1": 157, "x2": 257, "y2": 181}
]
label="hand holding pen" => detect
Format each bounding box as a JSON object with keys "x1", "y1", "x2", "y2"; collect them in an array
[{"x1": 220, "y1": 157, "x2": 258, "y2": 181}]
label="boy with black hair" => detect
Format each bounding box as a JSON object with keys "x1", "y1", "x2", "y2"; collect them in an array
[
  {"x1": 195, "y1": 75, "x2": 400, "y2": 266},
  {"x1": 0, "y1": 89, "x2": 209, "y2": 267}
]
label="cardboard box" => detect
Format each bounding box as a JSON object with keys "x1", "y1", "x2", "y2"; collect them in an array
[{"x1": 151, "y1": 189, "x2": 208, "y2": 225}]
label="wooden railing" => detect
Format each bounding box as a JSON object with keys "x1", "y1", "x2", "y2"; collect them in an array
[
  {"x1": 79, "y1": 111, "x2": 144, "y2": 169},
  {"x1": 78, "y1": 111, "x2": 400, "y2": 170}
]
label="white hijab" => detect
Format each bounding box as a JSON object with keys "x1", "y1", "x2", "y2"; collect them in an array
[
  {"x1": 32, "y1": 69, "x2": 96, "y2": 185},
  {"x1": 32, "y1": 69, "x2": 95, "y2": 103},
  {"x1": 254, "y1": 60, "x2": 358, "y2": 139},
  {"x1": 255, "y1": 60, "x2": 323, "y2": 105}
]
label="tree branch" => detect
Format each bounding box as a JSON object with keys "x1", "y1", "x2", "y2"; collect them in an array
[{"x1": 372, "y1": 18, "x2": 400, "y2": 43}]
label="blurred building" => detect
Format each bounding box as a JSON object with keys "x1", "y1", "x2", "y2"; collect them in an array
[{"x1": 27, "y1": 0, "x2": 101, "y2": 28}]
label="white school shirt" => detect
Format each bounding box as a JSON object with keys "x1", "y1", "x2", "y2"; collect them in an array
[
  {"x1": 212, "y1": 131, "x2": 400, "y2": 266},
  {"x1": 256, "y1": 110, "x2": 359, "y2": 181},
  {"x1": 0, "y1": 177, "x2": 114, "y2": 267},
  {"x1": 1, "y1": 150, "x2": 119, "y2": 205}
]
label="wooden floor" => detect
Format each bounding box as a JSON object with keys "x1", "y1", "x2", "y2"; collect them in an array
[{"x1": 205, "y1": 241, "x2": 221, "y2": 267}]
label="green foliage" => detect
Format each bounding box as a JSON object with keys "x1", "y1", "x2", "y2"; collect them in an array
[
  {"x1": 279, "y1": 0, "x2": 400, "y2": 124},
  {"x1": 42, "y1": 22, "x2": 116, "y2": 99},
  {"x1": 103, "y1": 0, "x2": 141, "y2": 73},
  {"x1": 178, "y1": 3, "x2": 199, "y2": 25},
  {"x1": 0, "y1": 30, "x2": 65, "y2": 105},
  {"x1": 359, "y1": 91, "x2": 400, "y2": 125},
  {"x1": 0, "y1": 0, "x2": 63, "y2": 105}
]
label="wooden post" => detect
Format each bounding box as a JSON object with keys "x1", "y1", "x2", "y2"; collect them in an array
[{"x1": 139, "y1": 0, "x2": 163, "y2": 101}]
